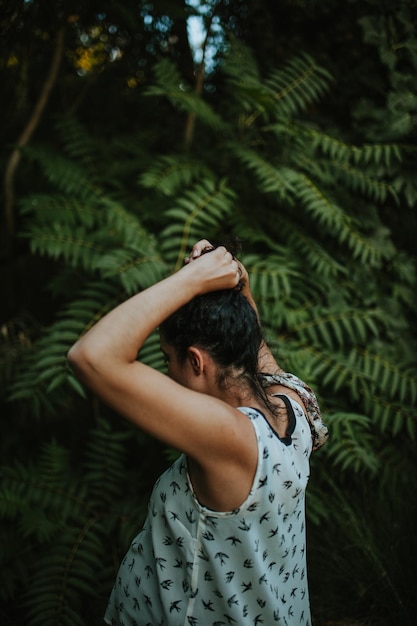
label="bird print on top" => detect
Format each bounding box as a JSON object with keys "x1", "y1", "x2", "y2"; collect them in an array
[{"x1": 104, "y1": 393, "x2": 313, "y2": 626}]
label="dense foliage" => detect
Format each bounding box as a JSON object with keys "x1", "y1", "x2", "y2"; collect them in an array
[{"x1": 1, "y1": 1, "x2": 416, "y2": 624}]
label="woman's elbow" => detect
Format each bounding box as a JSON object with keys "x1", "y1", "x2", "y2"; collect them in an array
[{"x1": 67, "y1": 340, "x2": 94, "y2": 379}]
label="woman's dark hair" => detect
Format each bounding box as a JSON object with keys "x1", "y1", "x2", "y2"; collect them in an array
[
  {"x1": 160, "y1": 289, "x2": 260, "y2": 377},
  {"x1": 160, "y1": 288, "x2": 275, "y2": 414}
]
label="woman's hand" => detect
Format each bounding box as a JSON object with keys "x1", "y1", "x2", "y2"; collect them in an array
[
  {"x1": 185, "y1": 244, "x2": 241, "y2": 294},
  {"x1": 186, "y1": 239, "x2": 250, "y2": 297}
]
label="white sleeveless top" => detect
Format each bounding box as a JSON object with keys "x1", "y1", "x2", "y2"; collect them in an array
[{"x1": 104, "y1": 395, "x2": 313, "y2": 626}]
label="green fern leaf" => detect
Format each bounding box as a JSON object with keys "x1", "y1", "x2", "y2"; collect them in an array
[
  {"x1": 54, "y1": 114, "x2": 101, "y2": 168},
  {"x1": 25, "y1": 223, "x2": 107, "y2": 270},
  {"x1": 229, "y1": 143, "x2": 295, "y2": 197},
  {"x1": 24, "y1": 518, "x2": 104, "y2": 626},
  {"x1": 82, "y1": 418, "x2": 130, "y2": 507},
  {"x1": 242, "y1": 253, "x2": 301, "y2": 302},
  {"x1": 323, "y1": 412, "x2": 380, "y2": 475},
  {"x1": 146, "y1": 58, "x2": 224, "y2": 129},
  {"x1": 267, "y1": 53, "x2": 332, "y2": 117},
  {"x1": 159, "y1": 178, "x2": 236, "y2": 269},
  {"x1": 24, "y1": 146, "x2": 103, "y2": 201},
  {"x1": 20, "y1": 193, "x2": 101, "y2": 227},
  {"x1": 97, "y1": 247, "x2": 166, "y2": 293},
  {"x1": 140, "y1": 154, "x2": 212, "y2": 196}
]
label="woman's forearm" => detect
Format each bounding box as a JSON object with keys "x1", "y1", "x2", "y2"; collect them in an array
[
  {"x1": 68, "y1": 247, "x2": 240, "y2": 379},
  {"x1": 68, "y1": 268, "x2": 195, "y2": 371}
]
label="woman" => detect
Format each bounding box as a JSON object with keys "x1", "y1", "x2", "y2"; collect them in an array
[{"x1": 68, "y1": 240, "x2": 328, "y2": 626}]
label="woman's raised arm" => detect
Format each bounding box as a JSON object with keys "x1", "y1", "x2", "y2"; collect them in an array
[{"x1": 67, "y1": 247, "x2": 256, "y2": 478}]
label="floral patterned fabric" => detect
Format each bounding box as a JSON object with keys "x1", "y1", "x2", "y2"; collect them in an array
[{"x1": 259, "y1": 372, "x2": 329, "y2": 452}]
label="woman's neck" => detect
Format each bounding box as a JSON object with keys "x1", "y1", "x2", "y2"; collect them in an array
[{"x1": 214, "y1": 379, "x2": 256, "y2": 409}]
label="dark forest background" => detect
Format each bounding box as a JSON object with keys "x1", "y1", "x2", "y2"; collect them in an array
[{"x1": 1, "y1": 1, "x2": 417, "y2": 624}]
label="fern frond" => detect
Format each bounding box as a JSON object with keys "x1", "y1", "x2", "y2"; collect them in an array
[
  {"x1": 298, "y1": 127, "x2": 401, "y2": 202},
  {"x1": 21, "y1": 191, "x2": 166, "y2": 291},
  {"x1": 24, "y1": 146, "x2": 103, "y2": 201},
  {"x1": 24, "y1": 223, "x2": 108, "y2": 270},
  {"x1": 82, "y1": 419, "x2": 130, "y2": 507},
  {"x1": 292, "y1": 172, "x2": 395, "y2": 265},
  {"x1": 308, "y1": 129, "x2": 403, "y2": 168},
  {"x1": 8, "y1": 246, "x2": 166, "y2": 414},
  {"x1": 8, "y1": 282, "x2": 122, "y2": 412},
  {"x1": 308, "y1": 344, "x2": 417, "y2": 439},
  {"x1": 229, "y1": 143, "x2": 295, "y2": 198},
  {"x1": 220, "y1": 36, "x2": 270, "y2": 114},
  {"x1": 373, "y1": 398, "x2": 416, "y2": 439},
  {"x1": 323, "y1": 412, "x2": 380, "y2": 475},
  {"x1": 24, "y1": 518, "x2": 105, "y2": 626},
  {"x1": 364, "y1": 378, "x2": 417, "y2": 438},
  {"x1": 332, "y1": 347, "x2": 417, "y2": 429},
  {"x1": 54, "y1": 114, "x2": 100, "y2": 168},
  {"x1": 242, "y1": 253, "x2": 302, "y2": 302},
  {"x1": 221, "y1": 35, "x2": 261, "y2": 87},
  {"x1": 97, "y1": 246, "x2": 166, "y2": 293},
  {"x1": 292, "y1": 308, "x2": 382, "y2": 350},
  {"x1": 0, "y1": 456, "x2": 88, "y2": 534},
  {"x1": 101, "y1": 197, "x2": 156, "y2": 248},
  {"x1": 332, "y1": 161, "x2": 398, "y2": 203},
  {"x1": 277, "y1": 219, "x2": 347, "y2": 278},
  {"x1": 359, "y1": 349, "x2": 417, "y2": 402},
  {"x1": 159, "y1": 177, "x2": 236, "y2": 269},
  {"x1": 352, "y1": 142, "x2": 403, "y2": 168},
  {"x1": 146, "y1": 58, "x2": 224, "y2": 129},
  {"x1": 239, "y1": 53, "x2": 332, "y2": 129},
  {"x1": 233, "y1": 203, "x2": 346, "y2": 281},
  {"x1": 227, "y1": 213, "x2": 288, "y2": 253},
  {"x1": 140, "y1": 154, "x2": 212, "y2": 196},
  {"x1": 291, "y1": 171, "x2": 352, "y2": 231},
  {"x1": 20, "y1": 194, "x2": 101, "y2": 227},
  {"x1": 267, "y1": 53, "x2": 332, "y2": 116},
  {"x1": 225, "y1": 52, "x2": 331, "y2": 129}
]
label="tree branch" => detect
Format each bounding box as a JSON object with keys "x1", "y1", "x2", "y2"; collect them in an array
[
  {"x1": 3, "y1": 26, "x2": 65, "y2": 246},
  {"x1": 183, "y1": 13, "x2": 215, "y2": 151}
]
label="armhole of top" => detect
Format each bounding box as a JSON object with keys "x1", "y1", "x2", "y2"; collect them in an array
[
  {"x1": 270, "y1": 393, "x2": 297, "y2": 446},
  {"x1": 251, "y1": 395, "x2": 297, "y2": 446}
]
